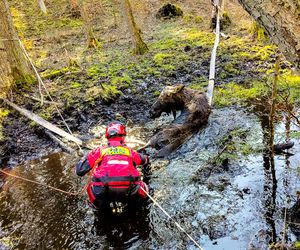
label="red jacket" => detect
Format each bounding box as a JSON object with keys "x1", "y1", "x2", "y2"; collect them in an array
[{"x1": 76, "y1": 137, "x2": 148, "y2": 183}]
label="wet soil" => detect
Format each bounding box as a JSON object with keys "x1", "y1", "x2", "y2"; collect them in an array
[
  {"x1": 0, "y1": 90, "x2": 153, "y2": 167},
  {"x1": 0, "y1": 102, "x2": 299, "y2": 249}
]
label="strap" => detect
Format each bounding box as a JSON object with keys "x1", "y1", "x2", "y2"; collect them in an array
[{"x1": 93, "y1": 176, "x2": 140, "y2": 183}]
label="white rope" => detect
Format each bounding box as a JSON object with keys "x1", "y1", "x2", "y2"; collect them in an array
[
  {"x1": 207, "y1": 2, "x2": 221, "y2": 106},
  {"x1": 140, "y1": 187, "x2": 204, "y2": 250}
]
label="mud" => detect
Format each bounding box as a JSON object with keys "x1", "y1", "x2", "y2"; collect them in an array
[
  {"x1": 0, "y1": 91, "x2": 152, "y2": 167},
  {"x1": 0, "y1": 33, "x2": 299, "y2": 249},
  {"x1": 1, "y1": 101, "x2": 299, "y2": 249}
]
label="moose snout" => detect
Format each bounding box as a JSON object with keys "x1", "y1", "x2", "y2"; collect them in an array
[
  {"x1": 149, "y1": 100, "x2": 162, "y2": 118},
  {"x1": 149, "y1": 108, "x2": 159, "y2": 119}
]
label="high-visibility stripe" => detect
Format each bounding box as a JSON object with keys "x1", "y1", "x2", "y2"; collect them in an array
[
  {"x1": 101, "y1": 146, "x2": 130, "y2": 156},
  {"x1": 107, "y1": 160, "x2": 129, "y2": 165}
]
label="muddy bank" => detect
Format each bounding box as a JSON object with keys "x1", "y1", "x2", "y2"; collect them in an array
[
  {"x1": 0, "y1": 105, "x2": 299, "y2": 249},
  {"x1": 145, "y1": 107, "x2": 300, "y2": 249},
  {"x1": 0, "y1": 91, "x2": 153, "y2": 167},
  {"x1": 1, "y1": 18, "x2": 282, "y2": 167}
]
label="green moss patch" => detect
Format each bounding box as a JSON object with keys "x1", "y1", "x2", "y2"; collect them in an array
[{"x1": 214, "y1": 81, "x2": 267, "y2": 107}]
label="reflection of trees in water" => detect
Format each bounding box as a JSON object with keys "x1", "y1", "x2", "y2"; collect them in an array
[
  {"x1": 93, "y1": 204, "x2": 151, "y2": 248},
  {"x1": 260, "y1": 109, "x2": 277, "y2": 243},
  {"x1": 257, "y1": 58, "x2": 295, "y2": 245},
  {"x1": 0, "y1": 153, "x2": 84, "y2": 249},
  {"x1": 0, "y1": 153, "x2": 152, "y2": 249}
]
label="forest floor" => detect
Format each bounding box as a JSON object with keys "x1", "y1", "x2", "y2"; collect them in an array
[
  {"x1": 1, "y1": 0, "x2": 294, "y2": 166},
  {"x1": 1, "y1": 1, "x2": 300, "y2": 249}
]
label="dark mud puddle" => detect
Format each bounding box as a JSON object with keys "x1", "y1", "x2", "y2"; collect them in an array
[{"x1": 0, "y1": 107, "x2": 300, "y2": 249}]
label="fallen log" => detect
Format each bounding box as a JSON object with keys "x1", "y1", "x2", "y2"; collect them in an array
[
  {"x1": 2, "y1": 98, "x2": 83, "y2": 146},
  {"x1": 44, "y1": 131, "x2": 75, "y2": 154},
  {"x1": 274, "y1": 141, "x2": 294, "y2": 152}
]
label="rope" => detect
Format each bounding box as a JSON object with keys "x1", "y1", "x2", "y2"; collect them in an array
[
  {"x1": 0, "y1": 168, "x2": 91, "y2": 196},
  {"x1": 140, "y1": 187, "x2": 204, "y2": 250},
  {"x1": 16, "y1": 39, "x2": 83, "y2": 152},
  {"x1": 1, "y1": 37, "x2": 83, "y2": 151}
]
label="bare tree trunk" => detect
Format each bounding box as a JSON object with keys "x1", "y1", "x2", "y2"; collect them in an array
[
  {"x1": 111, "y1": 0, "x2": 118, "y2": 28},
  {"x1": 69, "y1": 0, "x2": 81, "y2": 17},
  {"x1": 79, "y1": 1, "x2": 99, "y2": 48},
  {"x1": 0, "y1": 0, "x2": 33, "y2": 89},
  {"x1": 38, "y1": 0, "x2": 47, "y2": 14},
  {"x1": 123, "y1": 0, "x2": 148, "y2": 55},
  {"x1": 0, "y1": 42, "x2": 13, "y2": 98},
  {"x1": 238, "y1": 0, "x2": 300, "y2": 70}
]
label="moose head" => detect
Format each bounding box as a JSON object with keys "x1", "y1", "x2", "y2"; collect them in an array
[{"x1": 149, "y1": 84, "x2": 185, "y2": 119}]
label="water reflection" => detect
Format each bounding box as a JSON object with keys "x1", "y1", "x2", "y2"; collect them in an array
[
  {"x1": 93, "y1": 205, "x2": 151, "y2": 249},
  {"x1": 0, "y1": 152, "x2": 151, "y2": 249},
  {"x1": 256, "y1": 99, "x2": 278, "y2": 244}
]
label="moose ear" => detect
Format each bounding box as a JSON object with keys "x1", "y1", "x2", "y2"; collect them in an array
[{"x1": 173, "y1": 84, "x2": 184, "y2": 93}]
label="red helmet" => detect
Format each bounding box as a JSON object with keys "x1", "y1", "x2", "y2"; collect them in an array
[{"x1": 105, "y1": 122, "x2": 126, "y2": 139}]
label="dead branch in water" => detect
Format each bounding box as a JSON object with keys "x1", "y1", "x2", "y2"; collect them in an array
[{"x1": 2, "y1": 98, "x2": 83, "y2": 146}]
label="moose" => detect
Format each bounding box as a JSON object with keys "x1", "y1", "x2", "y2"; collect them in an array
[{"x1": 144, "y1": 84, "x2": 211, "y2": 157}]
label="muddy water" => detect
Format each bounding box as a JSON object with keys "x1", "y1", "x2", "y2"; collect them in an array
[{"x1": 0, "y1": 107, "x2": 300, "y2": 249}]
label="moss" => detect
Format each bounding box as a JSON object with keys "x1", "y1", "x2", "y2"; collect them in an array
[
  {"x1": 38, "y1": 105, "x2": 57, "y2": 120},
  {"x1": 87, "y1": 65, "x2": 102, "y2": 77},
  {"x1": 71, "y1": 82, "x2": 82, "y2": 88},
  {"x1": 249, "y1": 22, "x2": 266, "y2": 42},
  {"x1": 153, "y1": 53, "x2": 173, "y2": 66},
  {"x1": 294, "y1": 241, "x2": 300, "y2": 249},
  {"x1": 15, "y1": 74, "x2": 36, "y2": 89},
  {"x1": 237, "y1": 51, "x2": 256, "y2": 60},
  {"x1": 162, "y1": 64, "x2": 176, "y2": 72},
  {"x1": 189, "y1": 78, "x2": 207, "y2": 90},
  {"x1": 84, "y1": 84, "x2": 122, "y2": 103},
  {"x1": 0, "y1": 109, "x2": 9, "y2": 119},
  {"x1": 0, "y1": 108, "x2": 10, "y2": 141},
  {"x1": 183, "y1": 14, "x2": 194, "y2": 23},
  {"x1": 153, "y1": 90, "x2": 161, "y2": 96},
  {"x1": 156, "y1": 3, "x2": 183, "y2": 19},
  {"x1": 222, "y1": 12, "x2": 231, "y2": 26},
  {"x1": 41, "y1": 66, "x2": 81, "y2": 80},
  {"x1": 214, "y1": 81, "x2": 267, "y2": 107},
  {"x1": 278, "y1": 71, "x2": 300, "y2": 104},
  {"x1": 145, "y1": 67, "x2": 161, "y2": 76},
  {"x1": 224, "y1": 62, "x2": 240, "y2": 74},
  {"x1": 23, "y1": 39, "x2": 34, "y2": 50},
  {"x1": 54, "y1": 18, "x2": 83, "y2": 29},
  {"x1": 253, "y1": 45, "x2": 275, "y2": 61},
  {"x1": 10, "y1": 7, "x2": 26, "y2": 38},
  {"x1": 111, "y1": 73, "x2": 132, "y2": 89},
  {"x1": 68, "y1": 58, "x2": 80, "y2": 68},
  {"x1": 41, "y1": 69, "x2": 65, "y2": 79},
  {"x1": 216, "y1": 128, "x2": 262, "y2": 164},
  {"x1": 151, "y1": 38, "x2": 177, "y2": 50},
  {"x1": 101, "y1": 84, "x2": 122, "y2": 101},
  {"x1": 0, "y1": 236, "x2": 15, "y2": 249},
  {"x1": 290, "y1": 131, "x2": 300, "y2": 139},
  {"x1": 35, "y1": 50, "x2": 48, "y2": 68},
  {"x1": 183, "y1": 29, "x2": 214, "y2": 46},
  {"x1": 257, "y1": 27, "x2": 265, "y2": 42},
  {"x1": 194, "y1": 15, "x2": 203, "y2": 23}
]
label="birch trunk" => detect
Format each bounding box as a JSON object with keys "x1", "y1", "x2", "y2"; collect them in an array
[{"x1": 123, "y1": 0, "x2": 148, "y2": 55}]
